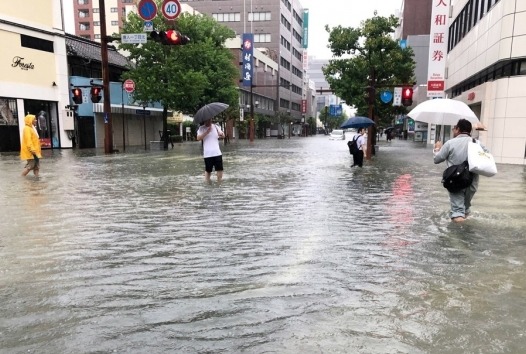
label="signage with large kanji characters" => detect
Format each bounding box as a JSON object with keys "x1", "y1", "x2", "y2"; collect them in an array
[
  {"x1": 427, "y1": 0, "x2": 450, "y2": 98},
  {"x1": 242, "y1": 33, "x2": 254, "y2": 87}
]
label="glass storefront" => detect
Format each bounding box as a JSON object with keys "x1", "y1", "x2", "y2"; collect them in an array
[
  {"x1": 0, "y1": 98, "x2": 20, "y2": 152},
  {"x1": 0, "y1": 97, "x2": 60, "y2": 152},
  {"x1": 24, "y1": 99, "x2": 60, "y2": 149}
]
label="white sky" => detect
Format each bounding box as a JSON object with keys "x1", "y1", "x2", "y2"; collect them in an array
[
  {"x1": 63, "y1": 0, "x2": 401, "y2": 58},
  {"x1": 300, "y1": 0, "x2": 402, "y2": 59}
]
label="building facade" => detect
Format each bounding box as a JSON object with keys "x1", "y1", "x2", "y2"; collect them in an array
[
  {"x1": 179, "y1": 0, "x2": 306, "y2": 120},
  {"x1": 446, "y1": 0, "x2": 526, "y2": 164},
  {"x1": 73, "y1": 0, "x2": 136, "y2": 41},
  {"x1": 0, "y1": 0, "x2": 72, "y2": 152}
]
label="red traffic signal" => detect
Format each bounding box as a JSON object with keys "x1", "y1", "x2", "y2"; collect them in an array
[
  {"x1": 71, "y1": 88, "x2": 83, "y2": 104},
  {"x1": 401, "y1": 87, "x2": 413, "y2": 106},
  {"x1": 150, "y1": 30, "x2": 190, "y2": 45},
  {"x1": 90, "y1": 86, "x2": 102, "y2": 103}
]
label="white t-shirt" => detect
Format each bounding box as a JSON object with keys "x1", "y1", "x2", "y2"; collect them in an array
[
  {"x1": 197, "y1": 124, "x2": 223, "y2": 158},
  {"x1": 356, "y1": 134, "x2": 365, "y2": 150}
]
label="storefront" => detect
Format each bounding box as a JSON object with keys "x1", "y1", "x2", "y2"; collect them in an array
[{"x1": 0, "y1": 18, "x2": 70, "y2": 153}]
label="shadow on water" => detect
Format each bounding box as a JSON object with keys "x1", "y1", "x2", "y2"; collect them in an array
[{"x1": 1, "y1": 137, "x2": 526, "y2": 353}]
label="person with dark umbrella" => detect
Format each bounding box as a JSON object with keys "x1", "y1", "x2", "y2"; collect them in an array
[
  {"x1": 351, "y1": 127, "x2": 366, "y2": 168},
  {"x1": 196, "y1": 118, "x2": 225, "y2": 183}
]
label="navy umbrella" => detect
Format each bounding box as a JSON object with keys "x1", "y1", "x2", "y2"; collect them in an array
[{"x1": 340, "y1": 116, "x2": 375, "y2": 129}]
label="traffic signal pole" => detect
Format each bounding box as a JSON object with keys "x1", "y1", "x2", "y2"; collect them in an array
[{"x1": 99, "y1": 0, "x2": 113, "y2": 154}]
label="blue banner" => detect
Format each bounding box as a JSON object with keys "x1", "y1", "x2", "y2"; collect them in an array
[{"x1": 242, "y1": 33, "x2": 254, "y2": 87}]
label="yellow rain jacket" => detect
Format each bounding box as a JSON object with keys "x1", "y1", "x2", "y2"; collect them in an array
[{"x1": 20, "y1": 114, "x2": 42, "y2": 160}]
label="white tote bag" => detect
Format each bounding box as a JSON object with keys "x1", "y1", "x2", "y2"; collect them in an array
[{"x1": 468, "y1": 139, "x2": 497, "y2": 177}]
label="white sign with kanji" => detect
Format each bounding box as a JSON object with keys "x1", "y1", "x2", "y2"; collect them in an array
[{"x1": 427, "y1": 0, "x2": 450, "y2": 98}]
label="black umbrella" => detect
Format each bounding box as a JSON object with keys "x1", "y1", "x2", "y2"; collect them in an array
[
  {"x1": 193, "y1": 102, "x2": 229, "y2": 124},
  {"x1": 340, "y1": 116, "x2": 375, "y2": 129}
]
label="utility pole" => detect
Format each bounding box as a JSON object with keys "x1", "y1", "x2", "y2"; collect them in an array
[
  {"x1": 366, "y1": 68, "x2": 376, "y2": 160},
  {"x1": 250, "y1": 83, "x2": 254, "y2": 142},
  {"x1": 99, "y1": 0, "x2": 113, "y2": 153}
]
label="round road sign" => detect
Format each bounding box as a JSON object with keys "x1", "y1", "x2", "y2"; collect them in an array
[
  {"x1": 123, "y1": 79, "x2": 135, "y2": 93},
  {"x1": 161, "y1": 0, "x2": 181, "y2": 20},
  {"x1": 137, "y1": 0, "x2": 158, "y2": 21}
]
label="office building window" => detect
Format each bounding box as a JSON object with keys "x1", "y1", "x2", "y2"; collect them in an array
[{"x1": 212, "y1": 13, "x2": 240, "y2": 22}]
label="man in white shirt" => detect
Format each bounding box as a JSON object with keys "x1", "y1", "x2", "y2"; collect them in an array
[
  {"x1": 196, "y1": 119, "x2": 225, "y2": 183},
  {"x1": 351, "y1": 128, "x2": 366, "y2": 168}
]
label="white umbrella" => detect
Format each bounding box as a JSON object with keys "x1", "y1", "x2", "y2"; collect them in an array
[{"x1": 407, "y1": 99, "x2": 479, "y2": 125}]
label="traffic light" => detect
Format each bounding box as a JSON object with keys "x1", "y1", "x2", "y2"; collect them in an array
[
  {"x1": 71, "y1": 88, "x2": 82, "y2": 104},
  {"x1": 402, "y1": 87, "x2": 413, "y2": 106},
  {"x1": 150, "y1": 30, "x2": 190, "y2": 45},
  {"x1": 90, "y1": 86, "x2": 102, "y2": 103}
]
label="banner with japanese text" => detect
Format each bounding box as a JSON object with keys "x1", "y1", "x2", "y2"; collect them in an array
[
  {"x1": 427, "y1": 0, "x2": 450, "y2": 98},
  {"x1": 242, "y1": 33, "x2": 254, "y2": 87}
]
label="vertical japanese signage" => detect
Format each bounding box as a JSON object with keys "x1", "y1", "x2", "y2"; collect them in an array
[
  {"x1": 302, "y1": 9, "x2": 309, "y2": 49},
  {"x1": 242, "y1": 33, "x2": 254, "y2": 87},
  {"x1": 427, "y1": 0, "x2": 449, "y2": 98}
]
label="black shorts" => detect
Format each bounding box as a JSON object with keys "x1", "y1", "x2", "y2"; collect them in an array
[{"x1": 204, "y1": 155, "x2": 223, "y2": 173}]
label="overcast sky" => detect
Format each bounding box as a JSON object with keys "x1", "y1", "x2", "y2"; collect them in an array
[{"x1": 300, "y1": 0, "x2": 402, "y2": 59}]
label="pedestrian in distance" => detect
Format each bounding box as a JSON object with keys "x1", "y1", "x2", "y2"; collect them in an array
[
  {"x1": 20, "y1": 114, "x2": 42, "y2": 177},
  {"x1": 433, "y1": 118, "x2": 489, "y2": 223},
  {"x1": 196, "y1": 118, "x2": 225, "y2": 183},
  {"x1": 351, "y1": 127, "x2": 366, "y2": 168}
]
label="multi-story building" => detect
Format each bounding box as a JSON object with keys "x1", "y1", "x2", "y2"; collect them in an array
[
  {"x1": 179, "y1": 0, "x2": 307, "y2": 121},
  {"x1": 73, "y1": 0, "x2": 136, "y2": 41},
  {"x1": 446, "y1": 0, "x2": 526, "y2": 165}
]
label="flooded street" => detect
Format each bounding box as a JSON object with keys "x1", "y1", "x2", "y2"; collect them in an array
[{"x1": 1, "y1": 136, "x2": 526, "y2": 353}]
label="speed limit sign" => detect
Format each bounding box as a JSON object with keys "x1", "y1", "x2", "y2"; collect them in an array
[{"x1": 161, "y1": 0, "x2": 181, "y2": 20}]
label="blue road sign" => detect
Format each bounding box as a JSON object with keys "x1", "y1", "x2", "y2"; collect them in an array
[
  {"x1": 329, "y1": 104, "x2": 342, "y2": 117},
  {"x1": 380, "y1": 90, "x2": 393, "y2": 103},
  {"x1": 137, "y1": 0, "x2": 157, "y2": 21}
]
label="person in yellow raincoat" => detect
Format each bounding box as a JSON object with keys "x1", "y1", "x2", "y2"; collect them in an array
[{"x1": 20, "y1": 114, "x2": 42, "y2": 176}]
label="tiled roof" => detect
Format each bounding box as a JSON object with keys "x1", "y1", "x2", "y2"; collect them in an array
[{"x1": 65, "y1": 34, "x2": 130, "y2": 69}]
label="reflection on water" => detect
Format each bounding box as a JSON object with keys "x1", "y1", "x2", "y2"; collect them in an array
[{"x1": 1, "y1": 137, "x2": 525, "y2": 353}]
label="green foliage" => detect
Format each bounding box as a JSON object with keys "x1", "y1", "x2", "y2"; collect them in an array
[
  {"x1": 323, "y1": 14, "x2": 416, "y2": 127},
  {"x1": 119, "y1": 6, "x2": 240, "y2": 115}
]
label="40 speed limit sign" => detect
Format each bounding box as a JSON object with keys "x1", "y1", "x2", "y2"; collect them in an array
[{"x1": 161, "y1": 0, "x2": 181, "y2": 20}]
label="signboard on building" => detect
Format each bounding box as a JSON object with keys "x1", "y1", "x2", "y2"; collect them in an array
[
  {"x1": 242, "y1": 33, "x2": 254, "y2": 87},
  {"x1": 427, "y1": 0, "x2": 450, "y2": 98}
]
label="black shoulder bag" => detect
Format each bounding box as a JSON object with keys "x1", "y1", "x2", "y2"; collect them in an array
[{"x1": 441, "y1": 160, "x2": 473, "y2": 193}]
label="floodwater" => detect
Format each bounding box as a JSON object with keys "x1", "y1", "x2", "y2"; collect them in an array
[{"x1": 1, "y1": 136, "x2": 526, "y2": 353}]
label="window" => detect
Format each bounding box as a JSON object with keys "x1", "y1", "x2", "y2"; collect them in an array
[
  {"x1": 79, "y1": 23, "x2": 90, "y2": 31},
  {"x1": 110, "y1": 7, "x2": 118, "y2": 12},
  {"x1": 21, "y1": 34, "x2": 54, "y2": 53},
  {"x1": 93, "y1": 8, "x2": 99, "y2": 13},
  {"x1": 93, "y1": 21, "x2": 100, "y2": 26},
  {"x1": 212, "y1": 12, "x2": 240, "y2": 22},
  {"x1": 254, "y1": 34, "x2": 271, "y2": 43},
  {"x1": 248, "y1": 12, "x2": 271, "y2": 21},
  {"x1": 78, "y1": 0, "x2": 89, "y2": 4},
  {"x1": 78, "y1": 10, "x2": 89, "y2": 18},
  {"x1": 111, "y1": 21, "x2": 119, "y2": 26}
]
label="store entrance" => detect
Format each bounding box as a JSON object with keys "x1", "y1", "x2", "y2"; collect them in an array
[{"x1": 24, "y1": 99, "x2": 60, "y2": 149}]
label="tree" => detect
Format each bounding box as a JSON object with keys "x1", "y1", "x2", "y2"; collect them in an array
[
  {"x1": 323, "y1": 13, "x2": 416, "y2": 149},
  {"x1": 119, "y1": 6, "x2": 240, "y2": 149}
]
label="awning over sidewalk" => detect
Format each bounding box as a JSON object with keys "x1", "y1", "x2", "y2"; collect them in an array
[{"x1": 93, "y1": 103, "x2": 170, "y2": 117}]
